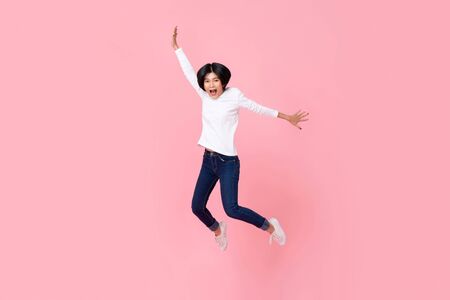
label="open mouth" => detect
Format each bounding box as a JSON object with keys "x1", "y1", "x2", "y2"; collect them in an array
[{"x1": 209, "y1": 89, "x2": 217, "y2": 96}]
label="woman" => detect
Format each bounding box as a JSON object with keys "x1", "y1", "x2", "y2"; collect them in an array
[{"x1": 172, "y1": 26, "x2": 309, "y2": 251}]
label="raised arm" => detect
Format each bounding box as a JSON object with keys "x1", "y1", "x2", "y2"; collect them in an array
[{"x1": 172, "y1": 26, "x2": 205, "y2": 97}]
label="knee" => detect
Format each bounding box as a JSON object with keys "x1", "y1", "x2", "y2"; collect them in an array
[
  {"x1": 191, "y1": 201, "x2": 202, "y2": 216},
  {"x1": 224, "y1": 205, "x2": 239, "y2": 219}
]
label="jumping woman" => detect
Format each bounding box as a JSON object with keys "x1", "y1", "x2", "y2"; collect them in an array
[{"x1": 172, "y1": 26, "x2": 309, "y2": 251}]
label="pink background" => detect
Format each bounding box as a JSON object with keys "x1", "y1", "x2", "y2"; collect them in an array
[{"x1": 1, "y1": 0, "x2": 449, "y2": 299}]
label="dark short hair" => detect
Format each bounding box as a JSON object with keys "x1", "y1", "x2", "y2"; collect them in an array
[{"x1": 197, "y1": 62, "x2": 231, "y2": 91}]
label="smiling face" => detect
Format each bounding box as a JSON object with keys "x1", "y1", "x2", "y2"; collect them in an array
[{"x1": 204, "y1": 72, "x2": 224, "y2": 99}]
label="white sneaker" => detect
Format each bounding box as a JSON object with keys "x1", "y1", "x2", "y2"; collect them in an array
[
  {"x1": 214, "y1": 221, "x2": 228, "y2": 251},
  {"x1": 268, "y1": 217, "x2": 286, "y2": 246}
]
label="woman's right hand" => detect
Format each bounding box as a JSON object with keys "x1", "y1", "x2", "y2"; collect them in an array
[{"x1": 172, "y1": 26, "x2": 179, "y2": 50}]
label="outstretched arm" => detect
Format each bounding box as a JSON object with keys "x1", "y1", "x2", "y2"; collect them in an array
[{"x1": 237, "y1": 89, "x2": 309, "y2": 130}]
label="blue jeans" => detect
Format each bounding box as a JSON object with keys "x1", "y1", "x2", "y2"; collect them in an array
[{"x1": 191, "y1": 149, "x2": 271, "y2": 231}]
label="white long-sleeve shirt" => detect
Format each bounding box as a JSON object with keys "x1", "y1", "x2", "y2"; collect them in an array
[{"x1": 175, "y1": 47, "x2": 278, "y2": 156}]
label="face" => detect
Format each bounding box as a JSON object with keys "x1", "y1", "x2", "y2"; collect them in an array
[{"x1": 204, "y1": 72, "x2": 224, "y2": 99}]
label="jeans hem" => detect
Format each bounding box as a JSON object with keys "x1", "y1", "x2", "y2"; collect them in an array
[
  {"x1": 260, "y1": 219, "x2": 270, "y2": 231},
  {"x1": 209, "y1": 220, "x2": 219, "y2": 231}
]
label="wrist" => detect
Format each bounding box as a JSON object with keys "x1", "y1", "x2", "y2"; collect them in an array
[{"x1": 277, "y1": 112, "x2": 290, "y2": 121}]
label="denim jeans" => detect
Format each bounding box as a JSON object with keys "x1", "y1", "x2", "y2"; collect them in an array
[{"x1": 191, "y1": 149, "x2": 271, "y2": 232}]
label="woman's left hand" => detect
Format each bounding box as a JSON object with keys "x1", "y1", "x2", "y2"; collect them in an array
[{"x1": 288, "y1": 110, "x2": 309, "y2": 130}]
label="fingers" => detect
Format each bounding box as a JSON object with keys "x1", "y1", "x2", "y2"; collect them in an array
[
  {"x1": 292, "y1": 115, "x2": 308, "y2": 122},
  {"x1": 298, "y1": 111, "x2": 309, "y2": 117},
  {"x1": 291, "y1": 109, "x2": 308, "y2": 131},
  {"x1": 172, "y1": 26, "x2": 178, "y2": 48},
  {"x1": 297, "y1": 113, "x2": 309, "y2": 122},
  {"x1": 172, "y1": 26, "x2": 178, "y2": 40},
  {"x1": 294, "y1": 110, "x2": 309, "y2": 119}
]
